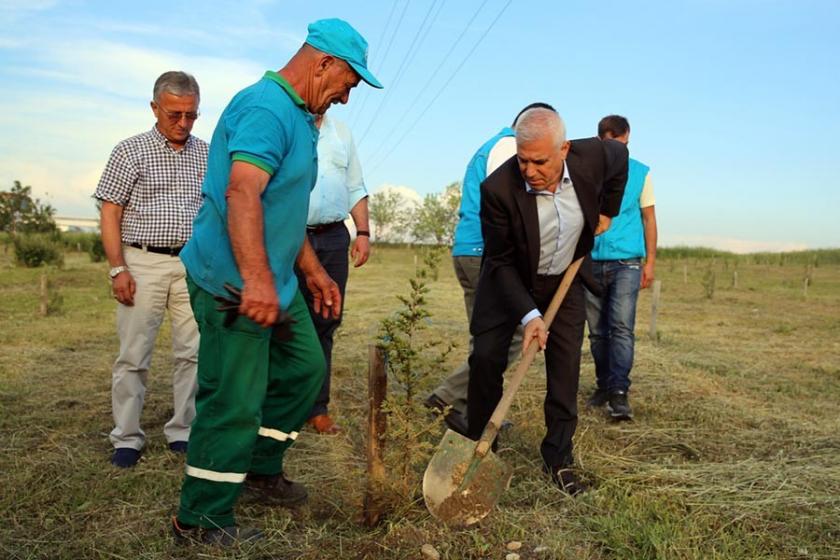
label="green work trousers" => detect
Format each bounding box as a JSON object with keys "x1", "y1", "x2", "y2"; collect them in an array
[{"x1": 177, "y1": 278, "x2": 325, "y2": 528}]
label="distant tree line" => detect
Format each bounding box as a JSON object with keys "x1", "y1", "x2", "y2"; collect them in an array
[{"x1": 369, "y1": 182, "x2": 461, "y2": 245}]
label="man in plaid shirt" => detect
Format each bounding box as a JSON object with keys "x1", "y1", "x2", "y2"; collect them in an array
[{"x1": 94, "y1": 71, "x2": 208, "y2": 469}]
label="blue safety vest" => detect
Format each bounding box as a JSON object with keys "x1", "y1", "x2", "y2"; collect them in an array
[{"x1": 591, "y1": 158, "x2": 650, "y2": 260}]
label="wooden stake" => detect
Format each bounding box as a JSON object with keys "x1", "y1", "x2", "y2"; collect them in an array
[
  {"x1": 363, "y1": 344, "x2": 388, "y2": 526},
  {"x1": 39, "y1": 272, "x2": 49, "y2": 317},
  {"x1": 650, "y1": 280, "x2": 661, "y2": 341},
  {"x1": 803, "y1": 277, "x2": 809, "y2": 297},
  {"x1": 683, "y1": 264, "x2": 688, "y2": 284},
  {"x1": 733, "y1": 271, "x2": 739, "y2": 289}
]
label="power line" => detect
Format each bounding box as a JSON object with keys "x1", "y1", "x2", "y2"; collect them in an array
[
  {"x1": 362, "y1": 0, "x2": 492, "y2": 166},
  {"x1": 355, "y1": 0, "x2": 445, "y2": 147},
  {"x1": 349, "y1": 0, "x2": 412, "y2": 130},
  {"x1": 366, "y1": 0, "x2": 513, "y2": 176},
  {"x1": 345, "y1": 1, "x2": 399, "y2": 125}
]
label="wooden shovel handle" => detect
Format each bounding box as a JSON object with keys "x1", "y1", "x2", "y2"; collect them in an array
[{"x1": 475, "y1": 257, "x2": 584, "y2": 456}]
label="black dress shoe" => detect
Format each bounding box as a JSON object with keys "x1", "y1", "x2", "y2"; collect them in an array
[
  {"x1": 424, "y1": 393, "x2": 469, "y2": 435},
  {"x1": 607, "y1": 390, "x2": 633, "y2": 420},
  {"x1": 549, "y1": 468, "x2": 588, "y2": 496}
]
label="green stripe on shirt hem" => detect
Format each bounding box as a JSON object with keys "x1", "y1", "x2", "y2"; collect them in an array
[{"x1": 232, "y1": 153, "x2": 275, "y2": 176}]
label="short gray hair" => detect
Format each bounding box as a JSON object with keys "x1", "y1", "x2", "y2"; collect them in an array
[
  {"x1": 153, "y1": 71, "x2": 200, "y2": 103},
  {"x1": 514, "y1": 108, "x2": 566, "y2": 148}
]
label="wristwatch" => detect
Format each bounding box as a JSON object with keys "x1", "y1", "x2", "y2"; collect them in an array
[{"x1": 109, "y1": 266, "x2": 128, "y2": 279}]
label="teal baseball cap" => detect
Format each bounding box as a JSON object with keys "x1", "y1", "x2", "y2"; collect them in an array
[{"x1": 305, "y1": 18, "x2": 383, "y2": 89}]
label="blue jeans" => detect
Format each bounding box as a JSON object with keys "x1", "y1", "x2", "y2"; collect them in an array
[{"x1": 585, "y1": 259, "x2": 642, "y2": 393}]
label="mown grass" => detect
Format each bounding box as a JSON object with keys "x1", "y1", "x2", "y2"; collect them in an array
[{"x1": 1, "y1": 246, "x2": 839, "y2": 559}]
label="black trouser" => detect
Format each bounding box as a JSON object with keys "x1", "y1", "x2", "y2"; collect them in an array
[
  {"x1": 296, "y1": 222, "x2": 350, "y2": 418},
  {"x1": 467, "y1": 273, "x2": 585, "y2": 468}
]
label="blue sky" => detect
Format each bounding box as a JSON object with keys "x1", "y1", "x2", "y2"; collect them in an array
[{"x1": 1, "y1": 0, "x2": 838, "y2": 251}]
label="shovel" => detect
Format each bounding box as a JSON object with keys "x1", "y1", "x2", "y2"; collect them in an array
[{"x1": 422, "y1": 256, "x2": 584, "y2": 526}]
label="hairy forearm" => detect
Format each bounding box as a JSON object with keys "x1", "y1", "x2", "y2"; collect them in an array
[
  {"x1": 100, "y1": 202, "x2": 126, "y2": 267},
  {"x1": 296, "y1": 236, "x2": 324, "y2": 276},
  {"x1": 227, "y1": 184, "x2": 272, "y2": 283},
  {"x1": 350, "y1": 197, "x2": 370, "y2": 231}
]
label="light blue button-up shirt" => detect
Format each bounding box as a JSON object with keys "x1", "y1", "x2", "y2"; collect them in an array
[
  {"x1": 307, "y1": 115, "x2": 367, "y2": 226},
  {"x1": 521, "y1": 162, "x2": 583, "y2": 326}
]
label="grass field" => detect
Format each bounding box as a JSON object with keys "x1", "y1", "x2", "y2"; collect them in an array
[{"x1": 1, "y1": 245, "x2": 839, "y2": 559}]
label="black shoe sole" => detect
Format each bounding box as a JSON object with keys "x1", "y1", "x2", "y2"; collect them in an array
[{"x1": 607, "y1": 407, "x2": 634, "y2": 421}]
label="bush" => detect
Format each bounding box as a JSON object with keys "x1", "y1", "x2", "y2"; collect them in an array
[
  {"x1": 59, "y1": 231, "x2": 99, "y2": 253},
  {"x1": 13, "y1": 235, "x2": 64, "y2": 268},
  {"x1": 88, "y1": 236, "x2": 106, "y2": 262}
]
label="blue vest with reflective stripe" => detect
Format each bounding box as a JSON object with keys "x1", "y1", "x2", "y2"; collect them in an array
[{"x1": 591, "y1": 158, "x2": 650, "y2": 261}]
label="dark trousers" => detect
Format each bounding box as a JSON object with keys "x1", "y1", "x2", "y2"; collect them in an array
[
  {"x1": 467, "y1": 274, "x2": 586, "y2": 468},
  {"x1": 297, "y1": 223, "x2": 350, "y2": 418}
]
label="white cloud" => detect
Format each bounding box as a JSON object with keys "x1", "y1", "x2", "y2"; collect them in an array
[
  {"x1": 82, "y1": 19, "x2": 303, "y2": 54},
  {"x1": 26, "y1": 39, "x2": 264, "y2": 110},
  {"x1": 662, "y1": 234, "x2": 810, "y2": 254},
  {"x1": 0, "y1": 0, "x2": 57, "y2": 23},
  {"x1": 0, "y1": 39, "x2": 268, "y2": 215}
]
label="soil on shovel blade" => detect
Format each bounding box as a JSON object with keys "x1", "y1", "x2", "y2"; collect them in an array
[{"x1": 432, "y1": 461, "x2": 502, "y2": 525}]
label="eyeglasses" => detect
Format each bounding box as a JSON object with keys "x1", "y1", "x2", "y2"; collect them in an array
[{"x1": 156, "y1": 105, "x2": 200, "y2": 122}]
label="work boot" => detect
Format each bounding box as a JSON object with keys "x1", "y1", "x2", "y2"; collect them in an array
[
  {"x1": 607, "y1": 390, "x2": 633, "y2": 421},
  {"x1": 424, "y1": 393, "x2": 469, "y2": 435},
  {"x1": 171, "y1": 516, "x2": 263, "y2": 546},
  {"x1": 244, "y1": 473, "x2": 308, "y2": 507},
  {"x1": 548, "y1": 467, "x2": 588, "y2": 496},
  {"x1": 586, "y1": 388, "x2": 609, "y2": 408}
]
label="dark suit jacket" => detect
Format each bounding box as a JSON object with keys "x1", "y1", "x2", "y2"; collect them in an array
[{"x1": 470, "y1": 137, "x2": 629, "y2": 335}]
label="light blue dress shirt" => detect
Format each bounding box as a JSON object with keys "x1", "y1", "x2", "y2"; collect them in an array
[
  {"x1": 307, "y1": 115, "x2": 367, "y2": 226},
  {"x1": 521, "y1": 162, "x2": 583, "y2": 326}
]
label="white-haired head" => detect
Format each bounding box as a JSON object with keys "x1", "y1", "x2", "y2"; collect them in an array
[
  {"x1": 514, "y1": 107, "x2": 566, "y2": 149},
  {"x1": 514, "y1": 108, "x2": 570, "y2": 191}
]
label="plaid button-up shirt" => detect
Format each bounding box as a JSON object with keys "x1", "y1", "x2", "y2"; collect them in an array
[{"x1": 94, "y1": 126, "x2": 208, "y2": 247}]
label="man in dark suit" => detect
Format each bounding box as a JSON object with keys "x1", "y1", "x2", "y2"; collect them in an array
[{"x1": 467, "y1": 107, "x2": 628, "y2": 494}]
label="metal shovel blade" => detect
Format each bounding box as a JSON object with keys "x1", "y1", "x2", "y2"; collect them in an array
[{"x1": 422, "y1": 428, "x2": 513, "y2": 527}]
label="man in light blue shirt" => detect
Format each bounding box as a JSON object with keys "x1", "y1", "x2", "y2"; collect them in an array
[{"x1": 299, "y1": 111, "x2": 370, "y2": 434}]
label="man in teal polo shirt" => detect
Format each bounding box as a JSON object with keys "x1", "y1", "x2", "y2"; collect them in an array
[{"x1": 172, "y1": 18, "x2": 382, "y2": 546}]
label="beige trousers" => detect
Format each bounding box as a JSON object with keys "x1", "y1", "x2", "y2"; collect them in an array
[{"x1": 109, "y1": 245, "x2": 199, "y2": 450}]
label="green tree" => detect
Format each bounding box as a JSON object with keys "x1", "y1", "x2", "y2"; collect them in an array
[
  {"x1": 369, "y1": 189, "x2": 410, "y2": 243},
  {"x1": 0, "y1": 181, "x2": 57, "y2": 234},
  {"x1": 410, "y1": 182, "x2": 461, "y2": 245}
]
